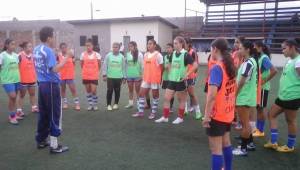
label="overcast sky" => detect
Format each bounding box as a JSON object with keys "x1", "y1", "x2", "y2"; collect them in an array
[{"x1": 0, "y1": 0, "x2": 205, "y2": 21}]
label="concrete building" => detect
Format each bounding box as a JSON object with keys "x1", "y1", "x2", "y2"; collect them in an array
[{"x1": 68, "y1": 16, "x2": 178, "y2": 57}]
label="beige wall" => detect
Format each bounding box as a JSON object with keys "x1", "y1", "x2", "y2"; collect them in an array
[
  {"x1": 157, "y1": 22, "x2": 174, "y2": 51},
  {"x1": 110, "y1": 21, "x2": 159, "y2": 52}
]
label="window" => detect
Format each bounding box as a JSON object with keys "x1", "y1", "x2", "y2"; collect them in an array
[
  {"x1": 80, "y1": 36, "x2": 87, "y2": 46},
  {"x1": 92, "y1": 35, "x2": 98, "y2": 46}
]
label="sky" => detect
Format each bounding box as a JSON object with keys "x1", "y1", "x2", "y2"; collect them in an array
[{"x1": 0, "y1": 0, "x2": 205, "y2": 21}]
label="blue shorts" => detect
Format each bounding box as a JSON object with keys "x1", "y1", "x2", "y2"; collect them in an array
[
  {"x1": 2, "y1": 83, "x2": 21, "y2": 94},
  {"x1": 186, "y1": 78, "x2": 196, "y2": 87},
  {"x1": 127, "y1": 77, "x2": 142, "y2": 82},
  {"x1": 60, "y1": 79, "x2": 74, "y2": 85}
]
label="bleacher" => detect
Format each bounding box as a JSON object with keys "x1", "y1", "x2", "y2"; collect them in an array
[{"x1": 196, "y1": 0, "x2": 300, "y2": 53}]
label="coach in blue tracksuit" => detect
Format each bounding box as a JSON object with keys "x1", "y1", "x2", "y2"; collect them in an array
[{"x1": 33, "y1": 26, "x2": 69, "y2": 154}]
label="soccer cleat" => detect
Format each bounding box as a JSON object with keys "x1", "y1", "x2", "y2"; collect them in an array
[
  {"x1": 232, "y1": 147, "x2": 248, "y2": 156},
  {"x1": 155, "y1": 116, "x2": 169, "y2": 123},
  {"x1": 253, "y1": 130, "x2": 265, "y2": 137},
  {"x1": 276, "y1": 145, "x2": 295, "y2": 153},
  {"x1": 93, "y1": 106, "x2": 99, "y2": 111},
  {"x1": 132, "y1": 112, "x2": 144, "y2": 118},
  {"x1": 237, "y1": 144, "x2": 256, "y2": 151},
  {"x1": 9, "y1": 116, "x2": 18, "y2": 125},
  {"x1": 75, "y1": 104, "x2": 80, "y2": 111},
  {"x1": 107, "y1": 105, "x2": 113, "y2": 111},
  {"x1": 87, "y1": 106, "x2": 93, "y2": 111},
  {"x1": 125, "y1": 103, "x2": 133, "y2": 109},
  {"x1": 172, "y1": 117, "x2": 184, "y2": 124},
  {"x1": 195, "y1": 112, "x2": 203, "y2": 120},
  {"x1": 264, "y1": 141, "x2": 278, "y2": 150},
  {"x1": 113, "y1": 104, "x2": 119, "y2": 110},
  {"x1": 148, "y1": 113, "x2": 156, "y2": 120},
  {"x1": 37, "y1": 140, "x2": 49, "y2": 149},
  {"x1": 63, "y1": 103, "x2": 68, "y2": 109},
  {"x1": 50, "y1": 145, "x2": 69, "y2": 154},
  {"x1": 16, "y1": 111, "x2": 25, "y2": 120}
]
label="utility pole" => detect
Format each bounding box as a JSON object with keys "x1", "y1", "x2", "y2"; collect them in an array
[{"x1": 90, "y1": 1, "x2": 94, "y2": 20}]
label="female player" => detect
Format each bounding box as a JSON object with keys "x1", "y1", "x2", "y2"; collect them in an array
[
  {"x1": 0, "y1": 39, "x2": 22, "y2": 124},
  {"x1": 252, "y1": 41, "x2": 277, "y2": 137},
  {"x1": 124, "y1": 41, "x2": 143, "y2": 109},
  {"x1": 17, "y1": 41, "x2": 38, "y2": 115},
  {"x1": 58, "y1": 43, "x2": 80, "y2": 110},
  {"x1": 103, "y1": 42, "x2": 126, "y2": 111},
  {"x1": 203, "y1": 38, "x2": 236, "y2": 170},
  {"x1": 132, "y1": 39, "x2": 163, "y2": 120},
  {"x1": 264, "y1": 38, "x2": 300, "y2": 153},
  {"x1": 80, "y1": 39, "x2": 102, "y2": 111},
  {"x1": 155, "y1": 36, "x2": 197, "y2": 124},
  {"x1": 232, "y1": 40, "x2": 259, "y2": 156}
]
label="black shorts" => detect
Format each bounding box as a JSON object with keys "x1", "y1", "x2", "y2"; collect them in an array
[
  {"x1": 275, "y1": 98, "x2": 300, "y2": 110},
  {"x1": 82, "y1": 79, "x2": 98, "y2": 85},
  {"x1": 258, "y1": 90, "x2": 269, "y2": 108},
  {"x1": 167, "y1": 81, "x2": 186, "y2": 92},
  {"x1": 161, "y1": 80, "x2": 169, "y2": 89},
  {"x1": 186, "y1": 78, "x2": 196, "y2": 87},
  {"x1": 206, "y1": 119, "x2": 231, "y2": 137}
]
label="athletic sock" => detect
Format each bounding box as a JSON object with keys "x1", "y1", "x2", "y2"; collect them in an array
[
  {"x1": 73, "y1": 97, "x2": 79, "y2": 104},
  {"x1": 86, "y1": 93, "x2": 93, "y2": 106},
  {"x1": 151, "y1": 98, "x2": 159, "y2": 114},
  {"x1": 50, "y1": 136, "x2": 58, "y2": 149},
  {"x1": 92, "y1": 95, "x2": 98, "y2": 105},
  {"x1": 212, "y1": 154, "x2": 223, "y2": 170},
  {"x1": 256, "y1": 120, "x2": 265, "y2": 132},
  {"x1": 287, "y1": 134, "x2": 296, "y2": 148},
  {"x1": 62, "y1": 97, "x2": 68, "y2": 104},
  {"x1": 178, "y1": 108, "x2": 185, "y2": 119},
  {"x1": 250, "y1": 121, "x2": 256, "y2": 132},
  {"x1": 271, "y1": 129, "x2": 278, "y2": 144},
  {"x1": 193, "y1": 105, "x2": 201, "y2": 113},
  {"x1": 223, "y1": 146, "x2": 233, "y2": 170},
  {"x1": 128, "y1": 100, "x2": 134, "y2": 105},
  {"x1": 9, "y1": 112, "x2": 16, "y2": 117},
  {"x1": 138, "y1": 97, "x2": 145, "y2": 113},
  {"x1": 184, "y1": 102, "x2": 188, "y2": 113},
  {"x1": 17, "y1": 108, "x2": 22, "y2": 112},
  {"x1": 163, "y1": 108, "x2": 170, "y2": 118}
]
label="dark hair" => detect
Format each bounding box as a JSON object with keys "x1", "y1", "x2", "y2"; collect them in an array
[
  {"x1": 211, "y1": 38, "x2": 236, "y2": 79},
  {"x1": 19, "y1": 41, "x2": 29, "y2": 49},
  {"x1": 185, "y1": 37, "x2": 192, "y2": 49},
  {"x1": 283, "y1": 38, "x2": 300, "y2": 52},
  {"x1": 86, "y1": 38, "x2": 94, "y2": 45},
  {"x1": 59, "y1": 42, "x2": 67, "y2": 49},
  {"x1": 242, "y1": 40, "x2": 260, "y2": 59},
  {"x1": 236, "y1": 36, "x2": 245, "y2": 43},
  {"x1": 3, "y1": 39, "x2": 14, "y2": 51},
  {"x1": 156, "y1": 44, "x2": 162, "y2": 53},
  {"x1": 166, "y1": 43, "x2": 173, "y2": 48},
  {"x1": 129, "y1": 41, "x2": 139, "y2": 63},
  {"x1": 148, "y1": 39, "x2": 157, "y2": 45},
  {"x1": 175, "y1": 36, "x2": 186, "y2": 49},
  {"x1": 39, "y1": 26, "x2": 54, "y2": 43},
  {"x1": 254, "y1": 40, "x2": 271, "y2": 58}
]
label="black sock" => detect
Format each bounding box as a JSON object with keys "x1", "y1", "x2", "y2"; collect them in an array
[
  {"x1": 241, "y1": 137, "x2": 248, "y2": 151},
  {"x1": 248, "y1": 134, "x2": 254, "y2": 144}
]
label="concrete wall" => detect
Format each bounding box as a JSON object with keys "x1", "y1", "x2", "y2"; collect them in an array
[
  {"x1": 0, "y1": 20, "x2": 75, "y2": 52},
  {"x1": 72, "y1": 23, "x2": 111, "y2": 58},
  {"x1": 110, "y1": 21, "x2": 159, "y2": 52},
  {"x1": 157, "y1": 22, "x2": 174, "y2": 51}
]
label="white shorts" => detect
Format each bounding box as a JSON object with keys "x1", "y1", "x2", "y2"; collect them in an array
[{"x1": 141, "y1": 81, "x2": 160, "y2": 90}]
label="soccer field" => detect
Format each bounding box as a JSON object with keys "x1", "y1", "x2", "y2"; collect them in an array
[{"x1": 0, "y1": 66, "x2": 299, "y2": 170}]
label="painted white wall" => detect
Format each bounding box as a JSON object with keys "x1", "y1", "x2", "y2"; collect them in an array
[
  {"x1": 157, "y1": 21, "x2": 174, "y2": 52},
  {"x1": 110, "y1": 21, "x2": 159, "y2": 52},
  {"x1": 198, "y1": 52, "x2": 288, "y2": 67}
]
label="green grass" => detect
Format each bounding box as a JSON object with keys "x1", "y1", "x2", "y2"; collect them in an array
[{"x1": 0, "y1": 66, "x2": 299, "y2": 170}]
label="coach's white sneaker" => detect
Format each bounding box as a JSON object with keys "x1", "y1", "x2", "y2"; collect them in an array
[
  {"x1": 172, "y1": 117, "x2": 184, "y2": 124},
  {"x1": 155, "y1": 116, "x2": 169, "y2": 123},
  {"x1": 93, "y1": 106, "x2": 99, "y2": 111},
  {"x1": 107, "y1": 105, "x2": 113, "y2": 111},
  {"x1": 87, "y1": 106, "x2": 93, "y2": 111},
  {"x1": 113, "y1": 104, "x2": 119, "y2": 110}
]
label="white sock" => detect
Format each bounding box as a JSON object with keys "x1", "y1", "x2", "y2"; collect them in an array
[
  {"x1": 250, "y1": 121, "x2": 256, "y2": 132},
  {"x1": 50, "y1": 136, "x2": 58, "y2": 148},
  {"x1": 128, "y1": 100, "x2": 133, "y2": 105},
  {"x1": 17, "y1": 108, "x2": 22, "y2": 112},
  {"x1": 193, "y1": 105, "x2": 201, "y2": 113}
]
